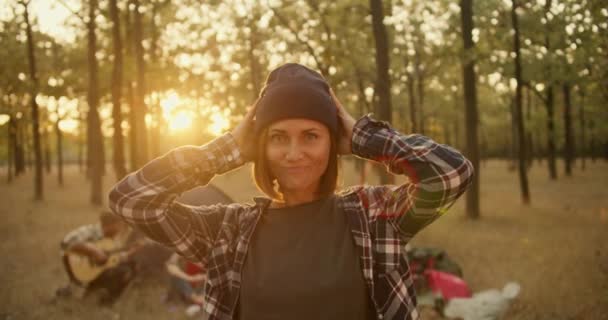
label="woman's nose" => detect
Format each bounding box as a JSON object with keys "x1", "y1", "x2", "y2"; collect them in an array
[{"x1": 284, "y1": 142, "x2": 304, "y2": 161}]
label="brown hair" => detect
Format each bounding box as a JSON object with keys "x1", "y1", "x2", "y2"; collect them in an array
[{"x1": 252, "y1": 127, "x2": 340, "y2": 201}]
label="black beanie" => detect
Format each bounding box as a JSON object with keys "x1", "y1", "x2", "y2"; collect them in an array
[{"x1": 254, "y1": 63, "x2": 338, "y2": 135}]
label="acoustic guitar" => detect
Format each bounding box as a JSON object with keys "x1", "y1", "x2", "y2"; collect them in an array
[{"x1": 65, "y1": 237, "x2": 146, "y2": 286}]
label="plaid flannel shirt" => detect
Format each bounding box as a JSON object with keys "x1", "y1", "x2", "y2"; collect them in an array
[{"x1": 109, "y1": 115, "x2": 474, "y2": 319}]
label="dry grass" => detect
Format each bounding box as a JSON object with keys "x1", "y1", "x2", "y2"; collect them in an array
[{"x1": 1, "y1": 158, "x2": 607, "y2": 319}]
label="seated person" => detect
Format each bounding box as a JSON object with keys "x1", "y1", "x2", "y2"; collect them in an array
[
  {"x1": 165, "y1": 252, "x2": 206, "y2": 306},
  {"x1": 57, "y1": 211, "x2": 138, "y2": 305}
]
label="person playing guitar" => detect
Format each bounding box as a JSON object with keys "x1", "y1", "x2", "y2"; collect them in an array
[{"x1": 56, "y1": 211, "x2": 140, "y2": 305}]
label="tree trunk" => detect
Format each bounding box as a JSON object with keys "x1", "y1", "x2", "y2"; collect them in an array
[
  {"x1": 406, "y1": 73, "x2": 418, "y2": 133},
  {"x1": 78, "y1": 108, "x2": 85, "y2": 173},
  {"x1": 22, "y1": 1, "x2": 43, "y2": 200},
  {"x1": 589, "y1": 113, "x2": 596, "y2": 162},
  {"x1": 369, "y1": 0, "x2": 393, "y2": 184},
  {"x1": 124, "y1": 6, "x2": 137, "y2": 172},
  {"x1": 16, "y1": 119, "x2": 26, "y2": 175},
  {"x1": 44, "y1": 127, "x2": 51, "y2": 174},
  {"x1": 415, "y1": 46, "x2": 425, "y2": 135},
  {"x1": 562, "y1": 82, "x2": 574, "y2": 176},
  {"x1": 150, "y1": 3, "x2": 164, "y2": 159},
  {"x1": 55, "y1": 120, "x2": 64, "y2": 186},
  {"x1": 544, "y1": 0, "x2": 557, "y2": 180},
  {"x1": 109, "y1": 0, "x2": 127, "y2": 181},
  {"x1": 7, "y1": 115, "x2": 15, "y2": 183},
  {"x1": 545, "y1": 85, "x2": 557, "y2": 178},
  {"x1": 460, "y1": 0, "x2": 481, "y2": 219},
  {"x1": 132, "y1": 0, "x2": 149, "y2": 168},
  {"x1": 511, "y1": 0, "x2": 531, "y2": 204},
  {"x1": 509, "y1": 98, "x2": 517, "y2": 170},
  {"x1": 87, "y1": 0, "x2": 105, "y2": 205},
  {"x1": 525, "y1": 86, "x2": 533, "y2": 169},
  {"x1": 578, "y1": 87, "x2": 586, "y2": 170}
]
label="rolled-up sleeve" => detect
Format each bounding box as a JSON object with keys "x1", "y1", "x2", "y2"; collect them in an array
[
  {"x1": 351, "y1": 115, "x2": 474, "y2": 240},
  {"x1": 108, "y1": 133, "x2": 245, "y2": 261}
]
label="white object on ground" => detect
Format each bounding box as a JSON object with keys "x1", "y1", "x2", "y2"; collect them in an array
[
  {"x1": 443, "y1": 282, "x2": 521, "y2": 320},
  {"x1": 185, "y1": 304, "x2": 201, "y2": 317}
]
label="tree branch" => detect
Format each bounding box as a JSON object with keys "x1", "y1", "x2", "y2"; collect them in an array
[
  {"x1": 268, "y1": 6, "x2": 328, "y2": 75},
  {"x1": 55, "y1": 0, "x2": 86, "y2": 24}
]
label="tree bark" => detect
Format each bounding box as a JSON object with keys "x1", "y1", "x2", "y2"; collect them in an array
[
  {"x1": 148, "y1": 2, "x2": 163, "y2": 159},
  {"x1": 578, "y1": 87, "x2": 586, "y2": 170},
  {"x1": 562, "y1": 82, "x2": 574, "y2": 176},
  {"x1": 16, "y1": 118, "x2": 26, "y2": 175},
  {"x1": 123, "y1": 6, "x2": 137, "y2": 172},
  {"x1": 87, "y1": 0, "x2": 105, "y2": 205},
  {"x1": 369, "y1": 0, "x2": 393, "y2": 184},
  {"x1": 7, "y1": 115, "x2": 15, "y2": 183},
  {"x1": 55, "y1": 120, "x2": 63, "y2": 186},
  {"x1": 589, "y1": 117, "x2": 596, "y2": 162},
  {"x1": 511, "y1": 0, "x2": 531, "y2": 204},
  {"x1": 525, "y1": 86, "x2": 533, "y2": 168},
  {"x1": 406, "y1": 73, "x2": 418, "y2": 133},
  {"x1": 460, "y1": 0, "x2": 481, "y2": 218},
  {"x1": 132, "y1": 0, "x2": 149, "y2": 168},
  {"x1": 22, "y1": 0, "x2": 44, "y2": 200},
  {"x1": 544, "y1": 0, "x2": 558, "y2": 180},
  {"x1": 78, "y1": 106, "x2": 85, "y2": 173},
  {"x1": 369, "y1": 0, "x2": 392, "y2": 123},
  {"x1": 109, "y1": 0, "x2": 127, "y2": 181},
  {"x1": 415, "y1": 45, "x2": 425, "y2": 135},
  {"x1": 44, "y1": 127, "x2": 51, "y2": 174}
]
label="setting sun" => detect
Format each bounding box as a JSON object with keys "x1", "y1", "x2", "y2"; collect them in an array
[
  {"x1": 158, "y1": 91, "x2": 232, "y2": 136},
  {"x1": 168, "y1": 111, "x2": 194, "y2": 132}
]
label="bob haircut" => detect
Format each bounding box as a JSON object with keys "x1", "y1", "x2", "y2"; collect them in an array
[{"x1": 252, "y1": 124, "x2": 340, "y2": 201}]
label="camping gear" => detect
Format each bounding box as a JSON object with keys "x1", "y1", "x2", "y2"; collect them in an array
[
  {"x1": 407, "y1": 247, "x2": 471, "y2": 310},
  {"x1": 443, "y1": 282, "x2": 521, "y2": 320}
]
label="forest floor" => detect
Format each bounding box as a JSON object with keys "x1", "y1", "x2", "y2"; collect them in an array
[{"x1": 1, "y1": 159, "x2": 607, "y2": 320}]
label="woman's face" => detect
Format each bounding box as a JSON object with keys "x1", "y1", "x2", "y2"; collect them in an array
[{"x1": 265, "y1": 118, "x2": 331, "y2": 195}]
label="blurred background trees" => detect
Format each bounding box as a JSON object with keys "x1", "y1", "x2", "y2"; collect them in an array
[{"x1": 0, "y1": 0, "x2": 606, "y2": 216}]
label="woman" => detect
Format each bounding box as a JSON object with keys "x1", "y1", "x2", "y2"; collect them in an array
[{"x1": 109, "y1": 63, "x2": 474, "y2": 319}]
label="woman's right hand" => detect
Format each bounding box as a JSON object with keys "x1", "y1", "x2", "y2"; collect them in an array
[{"x1": 230, "y1": 101, "x2": 258, "y2": 161}]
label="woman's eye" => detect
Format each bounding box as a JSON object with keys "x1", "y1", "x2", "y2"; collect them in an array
[
  {"x1": 270, "y1": 135, "x2": 286, "y2": 143},
  {"x1": 305, "y1": 133, "x2": 318, "y2": 141}
]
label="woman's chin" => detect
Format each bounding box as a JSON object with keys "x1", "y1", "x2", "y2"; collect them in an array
[{"x1": 278, "y1": 179, "x2": 318, "y2": 194}]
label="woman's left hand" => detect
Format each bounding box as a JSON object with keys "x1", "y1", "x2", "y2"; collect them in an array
[{"x1": 330, "y1": 89, "x2": 356, "y2": 155}]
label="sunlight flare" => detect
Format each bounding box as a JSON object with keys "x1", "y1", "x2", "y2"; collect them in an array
[
  {"x1": 169, "y1": 111, "x2": 194, "y2": 132},
  {"x1": 208, "y1": 111, "x2": 231, "y2": 136}
]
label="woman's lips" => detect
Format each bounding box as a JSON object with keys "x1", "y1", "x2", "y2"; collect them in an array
[{"x1": 283, "y1": 166, "x2": 310, "y2": 173}]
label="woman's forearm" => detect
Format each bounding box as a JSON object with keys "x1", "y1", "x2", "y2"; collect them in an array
[
  {"x1": 107, "y1": 133, "x2": 245, "y2": 259},
  {"x1": 351, "y1": 115, "x2": 474, "y2": 236}
]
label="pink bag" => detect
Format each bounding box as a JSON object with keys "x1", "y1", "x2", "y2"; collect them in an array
[{"x1": 425, "y1": 269, "x2": 472, "y2": 300}]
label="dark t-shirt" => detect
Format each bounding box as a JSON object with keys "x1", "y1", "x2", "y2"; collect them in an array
[{"x1": 238, "y1": 195, "x2": 375, "y2": 320}]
